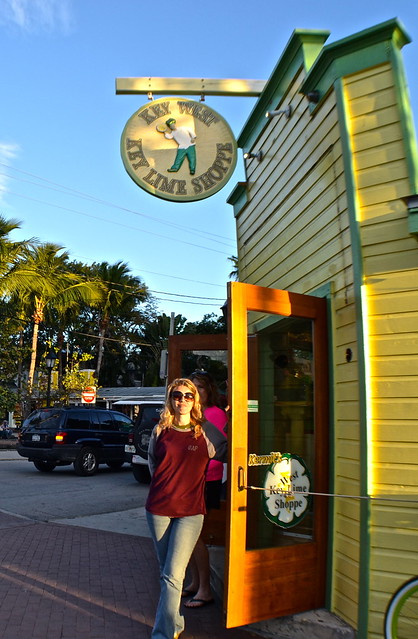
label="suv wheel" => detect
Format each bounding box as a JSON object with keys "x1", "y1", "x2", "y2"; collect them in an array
[
  {"x1": 74, "y1": 447, "x2": 99, "y2": 476},
  {"x1": 132, "y1": 464, "x2": 150, "y2": 483},
  {"x1": 33, "y1": 460, "x2": 56, "y2": 473}
]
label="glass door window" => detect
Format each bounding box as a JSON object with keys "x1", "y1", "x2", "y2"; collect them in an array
[{"x1": 246, "y1": 313, "x2": 315, "y2": 551}]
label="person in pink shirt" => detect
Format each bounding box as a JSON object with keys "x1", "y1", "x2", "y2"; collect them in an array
[{"x1": 183, "y1": 370, "x2": 228, "y2": 609}]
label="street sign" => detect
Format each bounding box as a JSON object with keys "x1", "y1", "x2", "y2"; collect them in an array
[{"x1": 81, "y1": 386, "x2": 96, "y2": 404}]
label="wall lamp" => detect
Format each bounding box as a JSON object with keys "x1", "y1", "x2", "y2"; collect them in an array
[
  {"x1": 306, "y1": 90, "x2": 320, "y2": 104},
  {"x1": 265, "y1": 105, "x2": 292, "y2": 119},
  {"x1": 243, "y1": 150, "x2": 263, "y2": 161}
]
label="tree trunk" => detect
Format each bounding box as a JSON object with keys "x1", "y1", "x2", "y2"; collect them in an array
[
  {"x1": 28, "y1": 298, "x2": 44, "y2": 391},
  {"x1": 28, "y1": 320, "x2": 39, "y2": 390},
  {"x1": 95, "y1": 324, "x2": 107, "y2": 379}
]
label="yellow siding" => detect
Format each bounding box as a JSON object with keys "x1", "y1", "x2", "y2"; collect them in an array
[
  {"x1": 235, "y1": 53, "x2": 417, "y2": 636},
  {"x1": 344, "y1": 62, "x2": 418, "y2": 638},
  {"x1": 235, "y1": 72, "x2": 361, "y2": 628}
]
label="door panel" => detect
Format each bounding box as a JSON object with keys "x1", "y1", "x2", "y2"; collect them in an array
[
  {"x1": 225, "y1": 282, "x2": 328, "y2": 627},
  {"x1": 167, "y1": 333, "x2": 227, "y2": 384}
]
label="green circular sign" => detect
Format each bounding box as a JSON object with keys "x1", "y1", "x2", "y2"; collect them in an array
[
  {"x1": 262, "y1": 453, "x2": 312, "y2": 528},
  {"x1": 120, "y1": 97, "x2": 237, "y2": 203}
]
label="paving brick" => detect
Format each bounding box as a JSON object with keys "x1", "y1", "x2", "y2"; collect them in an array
[{"x1": 0, "y1": 512, "x2": 262, "y2": 639}]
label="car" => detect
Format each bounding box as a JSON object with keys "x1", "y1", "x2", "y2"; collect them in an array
[
  {"x1": 17, "y1": 407, "x2": 134, "y2": 476},
  {"x1": 125, "y1": 401, "x2": 163, "y2": 483}
]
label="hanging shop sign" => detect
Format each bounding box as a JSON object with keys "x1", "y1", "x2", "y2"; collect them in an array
[
  {"x1": 120, "y1": 97, "x2": 237, "y2": 203},
  {"x1": 261, "y1": 452, "x2": 312, "y2": 529}
]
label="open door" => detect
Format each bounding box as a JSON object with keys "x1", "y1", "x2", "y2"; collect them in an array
[
  {"x1": 167, "y1": 333, "x2": 227, "y2": 383},
  {"x1": 225, "y1": 281, "x2": 329, "y2": 627}
]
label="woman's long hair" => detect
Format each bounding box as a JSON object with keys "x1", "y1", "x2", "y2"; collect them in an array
[
  {"x1": 159, "y1": 378, "x2": 204, "y2": 438},
  {"x1": 190, "y1": 370, "x2": 222, "y2": 408}
]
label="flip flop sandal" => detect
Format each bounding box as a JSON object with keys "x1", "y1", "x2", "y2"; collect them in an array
[
  {"x1": 184, "y1": 597, "x2": 214, "y2": 608},
  {"x1": 181, "y1": 588, "x2": 197, "y2": 598}
]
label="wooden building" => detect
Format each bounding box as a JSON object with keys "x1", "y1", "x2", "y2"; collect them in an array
[{"x1": 224, "y1": 17, "x2": 418, "y2": 639}]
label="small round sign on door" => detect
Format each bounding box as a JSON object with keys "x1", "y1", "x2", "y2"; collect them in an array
[
  {"x1": 262, "y1": 453, "x2": 312, "y2": 528},
  {"x1": 81, "y1": 386, "x2": 96, "y2": 404}
]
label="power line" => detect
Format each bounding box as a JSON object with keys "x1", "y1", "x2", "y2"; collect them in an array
[
  {"x1": 71, "y1": 330, "x2": 151, "y2": 347},
  {"x1": 150, "y1": 289, "x2": 224, "y2": 301},
  {"x1": 152, "y1": 296, "x2": 222, "y2": 307},
  {"x1": 5, "y1": 189, "x2": 232, "y2": 257},
  {"x1": 68, "y1": 272, "x2": 226, "y2": 303},
  {"x1": 0, "y1": 163, "x2": 236, "y2": 248},
  {"x1": 72, "y1": 252, "x2": 226, "y2": 290}
]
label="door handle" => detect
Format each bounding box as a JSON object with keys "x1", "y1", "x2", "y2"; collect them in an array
[{"x1": 238, "y1": 466, "x2": 246, "y2": 491}]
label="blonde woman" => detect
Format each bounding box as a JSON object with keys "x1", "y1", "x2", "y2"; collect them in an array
[{"x1": 145, "y1": 378, "x2": 227, "y2": 639}]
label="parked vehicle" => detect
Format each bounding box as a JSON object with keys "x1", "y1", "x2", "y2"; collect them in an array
[
  {"x1": 125, "y1": 401, "x2": 163, "y2": 483},
  {"x1": 17, "y1": 407, "x2": 134, "y2": 476}
]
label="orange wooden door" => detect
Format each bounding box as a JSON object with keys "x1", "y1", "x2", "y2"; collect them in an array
[
  {"x1": 167, "y1": 333, "x2": 228, "y2": 383},
  {"x1": 225, "y1": 281, "x2": 329, "y2": 627}
]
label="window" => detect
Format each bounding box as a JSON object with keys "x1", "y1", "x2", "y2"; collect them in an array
[
  {"x1": 65, "y1": 411, "x2": 92, "y2": 430},
  {"x1": 112, "y1": 413, "x2": 133, "y2": 433},
  {"x1": 24, "y1": 410, "x2": 62, "y2": 430},
  {"x1": 96, "y1": 411, "x2": 115, "y2": 431}
]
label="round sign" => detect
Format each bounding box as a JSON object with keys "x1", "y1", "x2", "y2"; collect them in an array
[
  {"x1": 262, "y1": 453, "x2": 312, "y2": 528},
  {"x1": 120, "y1": 97, "x2": 237, "y2": 202},
  {"x1": 81, "y1": 386, "x2": 96, "y2": 403}
]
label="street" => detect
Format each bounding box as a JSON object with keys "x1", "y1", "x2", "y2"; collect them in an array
[{"x1": 0, "y1": 450, "x2": 150, "y2": 535}]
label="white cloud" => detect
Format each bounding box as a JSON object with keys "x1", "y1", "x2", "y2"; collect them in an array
[
  {"x1": 0, "y1": 143, "x2": 20, "y2": 202},
  {"x1": 0, "y1": 0, "x2": 73, "y2": 32}
]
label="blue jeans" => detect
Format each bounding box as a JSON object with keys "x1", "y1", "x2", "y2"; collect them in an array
[{"x1": 146, "y1": 511, "x2": 204, "y2": 639}]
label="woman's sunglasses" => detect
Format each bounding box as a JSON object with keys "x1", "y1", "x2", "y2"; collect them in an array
[{"x1": 171, "y1": 391, "x2": 194, "y2": 402}]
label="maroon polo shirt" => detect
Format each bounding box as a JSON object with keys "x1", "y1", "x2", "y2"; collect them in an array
[{"x1": 145, "y1": 427, "x2": 210, "y2": 517}]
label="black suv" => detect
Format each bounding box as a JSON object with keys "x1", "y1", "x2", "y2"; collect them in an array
[
  {"x1": 17, "y1": 407, "x2": 134, "y2": 476},
  {"x1": 125, "y1": 401, "x2": 163, "y2": 483}
]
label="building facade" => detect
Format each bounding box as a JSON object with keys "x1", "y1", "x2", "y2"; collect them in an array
[{"x1": 227, "y1": 18, "x2": 418, "y2": 639}]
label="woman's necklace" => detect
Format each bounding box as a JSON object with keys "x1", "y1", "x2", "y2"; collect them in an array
[{"x1": 172, "y1": 422, "x2": 191, "y2": 431}]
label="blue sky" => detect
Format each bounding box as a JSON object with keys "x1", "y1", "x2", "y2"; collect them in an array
[{"x1": 1, "y1": 0, "x2": 417, "y2": 322}]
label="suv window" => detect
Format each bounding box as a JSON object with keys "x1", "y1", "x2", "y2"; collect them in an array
[
  {"x1": 22, "y1": 409, "x2": 62, "y2": 430},
  {"x1": 113, "y1": 413, "x2": 134, "y2": 433},
  {"x1": 96, "y1": 411, "x2": 116, "y2": 431},
  {"x1": 136, "y1": 405, "x2": 162, "y2": 429},
  {"x1": 65, "y1": 410, "x2": 92, "y2": 430}
]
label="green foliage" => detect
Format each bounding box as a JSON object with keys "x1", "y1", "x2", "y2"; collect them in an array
[
  {"x1": 60, "y1": 353, "x2": 97, "y2": 405},
  {"x1": 0, "y1": 215, "x2": 230, "y2": 400},
  {"x1": 0, "y1": 386, "x2": 17, "y2": 414},
  {"x1": 0, "y1": 301, "x2": 31, "y2": 414},
  {"x1": 183, "y1": 313, "x2": 226, "y2": 334},
  {"x1": 228, "y1": 255, "x2": 239, "y2": 281}
]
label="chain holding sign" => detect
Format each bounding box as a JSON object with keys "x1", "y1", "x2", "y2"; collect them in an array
[{"x1": 120, "y1": 97, "x2": 237, "y2": 203}]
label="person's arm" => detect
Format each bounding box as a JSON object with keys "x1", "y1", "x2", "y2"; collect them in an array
[{"x1": 202, "y1": 420, "x2": 227, "y2": 463}]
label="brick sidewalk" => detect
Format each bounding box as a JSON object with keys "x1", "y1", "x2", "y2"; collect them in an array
[{"x1": 0, "y1": 512, "x2": 261, "y2": 639}]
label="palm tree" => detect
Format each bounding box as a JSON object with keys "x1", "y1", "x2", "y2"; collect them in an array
[
  {"x1": 11, "y1": 243, "x2": 104, "y2": 390},
  {"x1": 88, "y1": 261, "x2": 149, "y2": 380},
  {"x1": 138, "y1": 313, "x2": 187, "y2": 386},
  {"x1": 228, "y1": 255, "x2": 239, "y2": 281},
  {"x1": 0, "y1": 214, "x2": 33, "y2": 288}
]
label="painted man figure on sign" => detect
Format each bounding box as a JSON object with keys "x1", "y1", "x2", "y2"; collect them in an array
[{"x1": 158, "y1": 118, "x2": 197, "y2": 175}]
